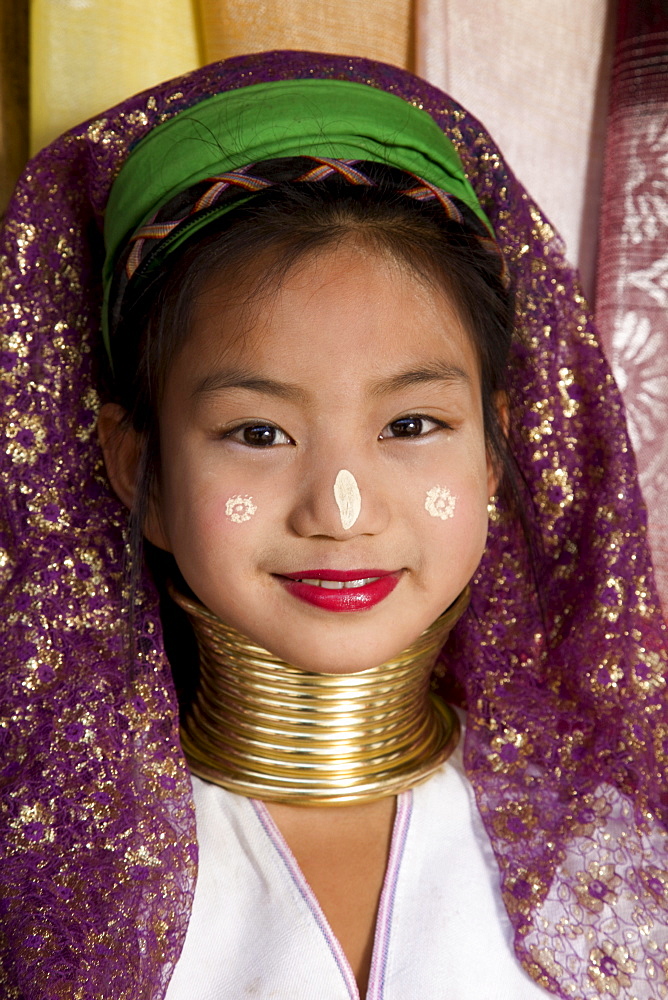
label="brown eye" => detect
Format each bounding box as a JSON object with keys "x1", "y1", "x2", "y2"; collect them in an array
[
  {"x1": 243, "y1": 425, "x2": 279, "y2": 446},
  {"x1": 225, "y1": 423, "x2": 293, "y2": 447},
  {"x1": 389, "y1": 417, "x2": 424, "y2": 437},
  {"x1": 379, "y1": 415, "x2": 447, "y2": 440}
]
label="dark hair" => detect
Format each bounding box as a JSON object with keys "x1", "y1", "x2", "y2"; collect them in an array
[{"x1": 105, "y1": 161, "x2": 525, "y2": 678}]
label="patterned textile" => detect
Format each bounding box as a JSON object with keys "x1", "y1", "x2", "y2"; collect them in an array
[
  {"x1": 596, "y1": 0, "x2": 668, "y2": 605},
  {"x1": 0, "y1": 51, "x2": 667, "y2": 1000}
]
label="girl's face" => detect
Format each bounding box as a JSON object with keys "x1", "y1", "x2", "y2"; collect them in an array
[{"x1": 143, "y1": 242, "x2": 499, "y2": 673}]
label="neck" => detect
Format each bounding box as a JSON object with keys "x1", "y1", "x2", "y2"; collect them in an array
[{"x1": 173, "y1": 588, "x2": 469, "y2": 806}]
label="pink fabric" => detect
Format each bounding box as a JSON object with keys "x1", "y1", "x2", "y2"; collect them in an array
[{"x1": 414, "y1": 0, "x2": 612, "y2": 299}]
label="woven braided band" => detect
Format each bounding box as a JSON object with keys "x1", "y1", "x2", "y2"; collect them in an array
[{"x1": 123, "y1": 157, "x2": 468, "y2": 282}]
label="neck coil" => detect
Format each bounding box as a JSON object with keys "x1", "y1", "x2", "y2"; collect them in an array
[{"x1": 173, "y1": 588, "x2": 469, "y2": 805}]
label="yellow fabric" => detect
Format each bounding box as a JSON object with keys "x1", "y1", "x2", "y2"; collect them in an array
[
  {"x1": 198, "y1": 0, "x2": 413, "y2": 69},
  {"x1": 29, "y1": 0, "x2": 413, "y2": 156},
  {"x1": 29, "y1": 0, "x2": 202, "y2": 155}
]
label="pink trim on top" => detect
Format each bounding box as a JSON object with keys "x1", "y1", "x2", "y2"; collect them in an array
[
  {"x1": 366, "y1": 791, "x2": 413, "y2": 1000},
  {"x1": 251, "y1": 798, "x2": 360, "y2": 1000},
  {"x1": 251, "y1": 791, "x2": 413, "y2": 1000}
]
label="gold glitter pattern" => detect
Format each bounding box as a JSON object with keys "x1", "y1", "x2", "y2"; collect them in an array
[{"x1": 0, "y1": 51, "x2": 666, "y2": 999}]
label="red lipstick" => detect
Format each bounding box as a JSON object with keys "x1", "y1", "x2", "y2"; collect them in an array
[{"x1": 279, "y1": 569, "x2": 400, "y2": 612}]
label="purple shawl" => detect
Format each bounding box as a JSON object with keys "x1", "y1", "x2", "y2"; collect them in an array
[{"x1": 1, "y1": 51, "x2": 667, "y2": 999}]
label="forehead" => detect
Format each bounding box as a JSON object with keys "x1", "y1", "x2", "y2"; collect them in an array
[{"x1": 181, "y1": 242, "x2": 480, "y2": 390}]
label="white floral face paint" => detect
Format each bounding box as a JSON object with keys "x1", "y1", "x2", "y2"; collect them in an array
[
  {"x1": 225, "y1": 494, "x2": 257, "y2": 524},
  {"x1": 333, "y1": 470, "x2": 362, "y2": 530},
  {"x1": 425, "y1": 485, "x2": 456, "y2": 521}
]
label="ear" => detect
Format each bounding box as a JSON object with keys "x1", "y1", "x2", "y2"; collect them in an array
[
  {"x1": 97, "y1": 403, "x2": 141, "y2": 510},
  {"x1": 486, "y1": 391, "x2": 509, "y2": 498},
  {"x1": 97, "y1": 403, "x2": 171, "y2": 550}
]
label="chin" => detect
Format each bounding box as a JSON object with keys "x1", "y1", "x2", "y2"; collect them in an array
[{"x1": 266, "y1": 631, "x2": 418, "y2": 675}]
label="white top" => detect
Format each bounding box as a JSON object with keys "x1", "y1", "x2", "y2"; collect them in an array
[{"x1": 166, "y1": 727, "x2": 549, "y2": 999}]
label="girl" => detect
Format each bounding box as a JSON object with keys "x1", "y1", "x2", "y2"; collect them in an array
[{"x1": 1, "y1": 50, "x2": 667, "y2": 1000}]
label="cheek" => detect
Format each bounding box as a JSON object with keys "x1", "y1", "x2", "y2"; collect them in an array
[
  {"x1": 167, "y1": 485, "x2": 267, "y2": 612},
  {"x1": 419, "y1": 477, "x2": 490, "y2": 565},
  {"x1": 424, "y1": 485, "x2": 457, "y2": 521},
  {"x1": 164, "y1": 474, "x2": 264, "y2": 565},
  {"x1": 195, "y1": 487, "x2": 262, "y2": 543},
  {"x1": 224, "y1": 493, "x2": 258, "y2": 524}
]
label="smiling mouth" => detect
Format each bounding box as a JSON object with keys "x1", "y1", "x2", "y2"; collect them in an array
[{"x1": 279, "y1": 570, "x2": 401, "y2": 612}]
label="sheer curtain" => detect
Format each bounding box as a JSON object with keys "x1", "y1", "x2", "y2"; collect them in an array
[{"x1": 596, "y1": 0, "x2": 668, "y2": 601}]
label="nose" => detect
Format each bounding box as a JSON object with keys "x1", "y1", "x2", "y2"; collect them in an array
[{"x1": 287, "y1": 464, "x2": 391, "y2": 540}]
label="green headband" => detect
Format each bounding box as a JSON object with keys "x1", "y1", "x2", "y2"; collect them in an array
[{"x1": 103, "y1": 78, "x2": 490, "y2": 353}]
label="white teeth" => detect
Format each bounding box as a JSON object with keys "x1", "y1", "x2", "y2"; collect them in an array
[{"x1": 298, "y1": 577, "x2": 379, "y2": 589}]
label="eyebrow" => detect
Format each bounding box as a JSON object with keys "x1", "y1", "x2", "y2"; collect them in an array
[
  {"x1": 191, "y1": 359, "x2": 471, "y2": 403},
  {"x1": 192, "y1": 369, "x2": 308, "y2": 403},
  {"x1": 368, "y1": 361, "x2": 472, "y2": 396}
]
